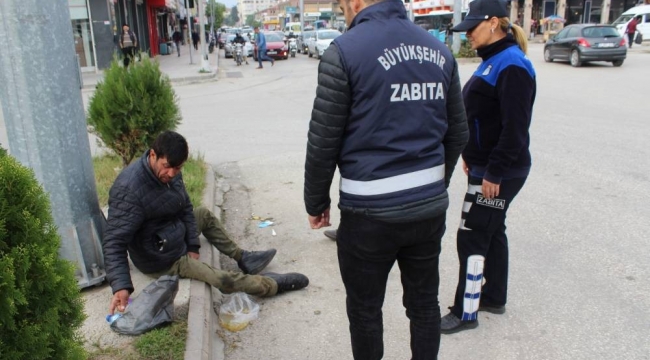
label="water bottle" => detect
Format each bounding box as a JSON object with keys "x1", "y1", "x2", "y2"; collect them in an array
[{"x1": 106, "y1": 313, "x2": 122, "y2": 324}]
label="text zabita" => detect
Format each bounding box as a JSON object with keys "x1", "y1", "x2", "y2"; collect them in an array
[{"x1": 390, "y1": 82, "x2": 445, "y2": 102}]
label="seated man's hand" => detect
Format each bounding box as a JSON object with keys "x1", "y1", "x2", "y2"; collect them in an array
[
  {"x1": 109, "y1": 289, "x2": 130, "y2": 315},
  {"x1": 188, "y1": 251, "x2": 200, "y2": 260}
]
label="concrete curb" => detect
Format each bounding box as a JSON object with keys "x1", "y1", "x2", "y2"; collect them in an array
[{"x1": 184, "y1": 166, "x2": 225, "y2": 360}]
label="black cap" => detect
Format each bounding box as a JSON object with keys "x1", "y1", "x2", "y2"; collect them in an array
[{"x1": 451, "y1": 0, "x2": 508, "y2": 32}]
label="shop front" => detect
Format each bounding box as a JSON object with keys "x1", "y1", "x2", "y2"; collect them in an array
[
  {"x1": 146, "y1": 0, "x2": 178, "y2": 56},
  {"x1": 69, "y1": 0, "x2": 97, "y2": 72}
]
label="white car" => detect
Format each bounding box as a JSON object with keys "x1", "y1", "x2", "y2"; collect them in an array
[
  {"x1": 612, "y1": 4, "x2": 650, "y2": 45},
  {"x1": 307, "y1": 30, "x2": 342, "y2": 59}
]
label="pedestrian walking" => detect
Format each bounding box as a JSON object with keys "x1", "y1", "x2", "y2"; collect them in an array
[
  {"x1": 119, "y1": 24, "x2": 138, "y2": 68},
  {"x1": 172, "y1": 26, "x2": 183, "y2": 57},
  {"x1": 626, "y1": 15, "x2": 641, "y2": 48},
  {"x1": 303, "y1": 0, "x2": 469, "y2": 358},
  {"x1": 104, "y1": 131, "x2": 309, "y2": 317},
  {"x1": 440, "y1": 0, "x2": 537, "y2": 334},
  {"x1": 191, "y1": 30, "x2": 200, "y2": 50},
  {"x1": 254, "y1": 26, "x2": 275, "y2": 69}
]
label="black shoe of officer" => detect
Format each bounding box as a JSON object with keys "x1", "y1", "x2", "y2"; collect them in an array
[
  {"x1": 478, "y1": 303, "x2": 506, "y2": 314},
  {"x1": 237, "y1": 249, "x2": 277, "y2": 275},
  {"x1": 324, "y1": 229, "x2": 337, "y2": 241},
  {"x1": 262, "y1": 272, "x2": 309, "y2": 293},
  {"x1": 440, "y1": 312, "x2": 479, "y2": 334}
]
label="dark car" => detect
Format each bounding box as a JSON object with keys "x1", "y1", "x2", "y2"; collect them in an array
[
  {"x1": 253, "y1": 32, "x2": 289, "y2": 60},
  {"x1": 298, "y1": 30, "x2": 314, "y2": 54},
  {"x1": 544, "y1": 24, "x2": 627, "y2": 67}
]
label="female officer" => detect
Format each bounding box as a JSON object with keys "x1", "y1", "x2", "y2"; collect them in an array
[{"x1": 440, "y1": 0, "x2": 537, "y2": 334}]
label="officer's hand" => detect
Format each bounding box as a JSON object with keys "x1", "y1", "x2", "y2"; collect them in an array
[
  {"x1": 482, "y1": 179, "x2": 500, "y2": 199},
  {"x1": 109, "y1": 289, "x2": 130, "y2": 315},
  {"x1": 188, "y1": 251, "x2": 200, "y2": 260},
  {"x1": 308, "y1": 207, "x2": 331, "y2": 229},
  {"x1": 462, "y1": 160, "x2": 469, "y2": 176}
]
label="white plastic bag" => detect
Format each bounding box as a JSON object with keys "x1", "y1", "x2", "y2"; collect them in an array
[{"x1": 218, "y1": 292, "x2": 260, "y2": 332}]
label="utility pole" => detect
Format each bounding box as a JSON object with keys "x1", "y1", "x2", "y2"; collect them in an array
[
  {"x1": 186, "y1": 0, "x2": 194, "y2": 64},
  {"x1": 600, "y1": 0, "x2": 611, "y2": 24},
  {"x1": 510, "y1": 0, "x2": 519, "y2": 23},
  {"x1": 556, "y1": 0, "x2": 567, "y2": 29},
  {"x1": 452, "y1": 0, "x2": 462, "y2": 54},
  {"x1": 0, "y1": 0, "x2": 106, "y2": 288},
  {"x1": 523, "y1": 0, "x2": 532, "y2": 39},
  {"x1": 299, "y1": 0, "x2": 304, "y2": 34},
  {"x1": 198, "y1": 0, "x2": 211, "y2": 72}
]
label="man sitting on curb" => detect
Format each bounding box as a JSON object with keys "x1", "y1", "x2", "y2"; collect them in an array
[{"x1": 103, "y1": 131, "x2": 309, "y2": 315}]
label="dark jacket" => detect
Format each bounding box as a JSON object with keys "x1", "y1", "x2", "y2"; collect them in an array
[
  {"x1": 172, "y1": 30, "x2": 182, "y2": 42},
  {"x1": 462, "y1": 36, "x2": 536, "y2": 184},
  {"x1": 304, "y1": 0, "x2": 468, "y2": 223},
  {"x1": 103, "y1": 151, "x2": 200, "y2": 294}
]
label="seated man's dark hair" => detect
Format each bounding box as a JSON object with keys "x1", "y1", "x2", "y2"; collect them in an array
[{"x1": 151, "y1": 131, "x2": 189, "y2": 167}]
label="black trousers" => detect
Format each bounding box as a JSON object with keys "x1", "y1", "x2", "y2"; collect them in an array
[
  {"x1": 627, "y1": 32, "x2": 635, "y2": 47},
  {"x1": 121, "y1": 46, "x2": 136, "y2": 67},
  {"x1": 450, "y1": 176, "x2": 527, "y2": 320},
  {"x1": 337, "y1": 212, "x2": 446, "y2": 360}
]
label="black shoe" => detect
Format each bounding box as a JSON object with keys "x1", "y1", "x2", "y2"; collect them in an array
[
  {"x1": 440, "y1": 312, "x2": 479, "y2": 334},
  {"x1": 237, "y1": 249, "x2": 277, "y2": 275},
  {"x1": 263, "y1": 272, "x2": 309, "y2": 293},
  {"x1": 324, "y1": 229, "x2": 337, "y2": 241},
  {"x1": 478, "y1": 303, "x2": 506, "y2": 314}
]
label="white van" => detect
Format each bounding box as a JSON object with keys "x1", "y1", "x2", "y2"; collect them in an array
[
  {"x1": 612, "y1": 4, "x2": 650, "y2": 41},
  {"x1": 284, "y1": 22, "x2": 301, "y2": 36}
]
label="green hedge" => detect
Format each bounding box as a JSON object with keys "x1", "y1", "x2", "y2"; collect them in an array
[
  {"x1": 87, "y1": 55, "x2": 181, "y2": 167},
  {"x1": 0, "y1": 151, "x2": 86, "y2": 360}
]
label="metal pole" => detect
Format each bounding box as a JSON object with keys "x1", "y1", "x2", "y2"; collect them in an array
[
  {"x1": 198, "y1": 0, "x2": 211, "y2": 71},
  {"x1": 523, "y1": 0, "x2": 533, "y2": 39},
  {"x1": 600, "y1": 0, "x2": 610, "y2": 24},
  {"x1": 0, "y1": 0, "x2": 106, "y2": 288},
  {"x1": 299, "y1": 0, "x2": 304, "y2": 34},
  {"x1": 186, "y1": 0, "x2": 194, "y2": 64},
  {"x1": 452, "y1": 0, "x2": 462, "y2": 54}
]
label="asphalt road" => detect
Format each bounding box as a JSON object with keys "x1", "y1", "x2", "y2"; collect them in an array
[
  {"x1": 189, "y1": 44, "x2": 650, "y2": 360},
  {"x1": 2, "y1": 41, "x2": 649, "y2": 359}
]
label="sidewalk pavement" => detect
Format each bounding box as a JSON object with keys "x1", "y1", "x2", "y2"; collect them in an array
[
  {"x1": 82, "y1": 42, "x2": 219, "y2": 90},
  {"x1": 81, "y1": 166, "x2": 224, "y2": 359}
]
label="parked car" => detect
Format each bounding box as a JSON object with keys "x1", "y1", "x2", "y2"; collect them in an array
[
  {"x1": 224, "y1": 34, "x2": 237, "y2": 58},
  {"x1": 253, "y1": 32, "x2": 289, "y2": 60},
  {"x1": 543, "y1": 24, "x2": 627, "y2": 67},
  {"x1": 298, "y1": 30, "x2": 314, "y2": 54},
  {"x1": 307, "y1": 29, "x2": 342, "y2": 59}
]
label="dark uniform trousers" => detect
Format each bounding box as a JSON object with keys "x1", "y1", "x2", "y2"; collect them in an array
[
  {"x1": 337, "y1": 212, "x2": 446, "y2": 360},
  {"x1": 450, "y1": 175, "x2": 527, "y2": 319}
]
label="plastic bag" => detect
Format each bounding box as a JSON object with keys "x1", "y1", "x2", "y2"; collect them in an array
[
  {"x1": 110, "y1": 275, "x2": 179, "y2": 335},
  {"x1": 635, "y1": 32, "x2": 643, "y2": 45},
  {"x1": 218, "y1": 292, "x2": 260, "y2": 332}
]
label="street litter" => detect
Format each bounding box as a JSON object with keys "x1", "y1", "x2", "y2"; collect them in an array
[
  {"x1": 272, "y1": 229, "x2": 277, "y2": 236},
  {"x1": 249, "y1": 214, "x2": 273, "y2": 221},
  {"x1": 258, "y1": 220, "x2": 275, "y2": 228},
  {"x1": 219, "y1": 292, "x2": 260, "y2": 332}
]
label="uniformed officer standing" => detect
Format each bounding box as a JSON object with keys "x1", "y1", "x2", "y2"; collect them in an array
[{"x1": 303, "y1": 0, "x2": 468, "y2": 358}]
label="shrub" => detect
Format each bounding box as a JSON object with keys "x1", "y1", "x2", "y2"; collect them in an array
[
  {"x1": 0, "y1": 152, "x2": 86, "y2": 360},
  {"x1": 455, "y1": 40, "x2": 477, "y2": 58},
  {"x1": 87, "y1": 56, "x2": 181, "y2": 167}
]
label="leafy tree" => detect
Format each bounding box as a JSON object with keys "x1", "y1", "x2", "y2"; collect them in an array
[
  {"x1": 205, "y1": 0, "x2": 226, "y2": 28},
  {"x1": 0, "y1": 151, "x2": 86, "y2": 360},
  {"x1": 245, "y1": 14, "x2": 262, "y2": 28},
  {"x1": 87, "y1": 56, "x2": 181, "y2": 167},
  {"x1": 229, "y1": 6, "x2": 240, "y2": 26}
]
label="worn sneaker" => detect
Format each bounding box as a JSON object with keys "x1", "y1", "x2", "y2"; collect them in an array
[
  {"x1": 440, "y1": 312, "x2": 479, "y2": 334},
  {"x1": 263, "y1": 272, "x2": 309, "y2": 293},
  {"x1": 237, "y1": 249, "x2": 277, "y2": 275},
  {"x1": 324, "y1": 229, "x2": 337, "y2": 241},
  {"x1": 478, "y1": 304, "x2": 506, "y2": 314}
]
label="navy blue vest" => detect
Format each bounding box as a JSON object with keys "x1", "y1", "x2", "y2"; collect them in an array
[{"x1": 334, "y1": 0, "x2": 455, "y2": 209}]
